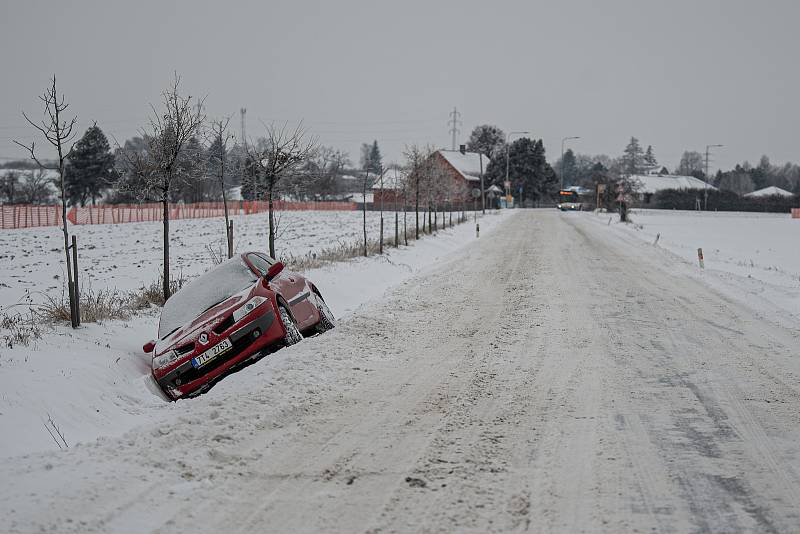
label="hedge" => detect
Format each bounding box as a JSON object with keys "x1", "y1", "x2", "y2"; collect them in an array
[{"x1": 651, "y1": 188, "x2": 798, "y2": 213}]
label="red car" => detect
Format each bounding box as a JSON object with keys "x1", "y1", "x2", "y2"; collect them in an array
[{"x1": 142, "y1": 252, "x2": 335, "y2": 400}]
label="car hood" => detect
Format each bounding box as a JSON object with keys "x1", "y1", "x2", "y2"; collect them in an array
[{"x1": 154, "y1": 285, "x2": 254, "y2": 356}]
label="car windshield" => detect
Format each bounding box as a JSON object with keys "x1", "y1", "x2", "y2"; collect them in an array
[{"x1": 158, "y1": 256, "x2": 258, "y2": 339}]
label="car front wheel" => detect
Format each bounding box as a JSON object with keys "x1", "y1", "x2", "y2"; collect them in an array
[
  {"x1": 315, "y1": 294, "x2": 336, "y2": 334},
  {"x1": 279, "y1": 305, "x2": 303, "y2": 346}
]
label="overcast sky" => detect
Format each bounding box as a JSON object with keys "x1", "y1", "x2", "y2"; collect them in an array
[{"x1": 2, "y1": 0, "x2": 798, "y2": 172}]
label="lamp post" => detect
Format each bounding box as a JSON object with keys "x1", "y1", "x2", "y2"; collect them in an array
[
  {"x1": 704, "y1": 144, "x2": 723, "y2": 210},
  {"x1": 505, "y1": 131, "x2": 529, "y2": 206},
  {"x1": 560, "y1": 136, "x2": 580, "y2": 190}
]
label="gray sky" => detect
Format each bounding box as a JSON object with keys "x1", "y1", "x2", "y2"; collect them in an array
[{"x1": 2, "y1": 0, "x2": 798, "y2": 172}]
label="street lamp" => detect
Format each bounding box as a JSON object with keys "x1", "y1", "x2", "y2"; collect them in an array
[
  {"x1": 505, "y1": 131, "x2": 530, "y2": 205},
  {"x1": 704, "y1": 144, "x2": 723, "y2": 210},
  {"x1": 560, "y1": 136, "x2": 580, "y2": 190}
]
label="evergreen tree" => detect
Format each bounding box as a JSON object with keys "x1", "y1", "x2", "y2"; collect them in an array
[
  {"x1": 644, "y1": 145, "x2": 657, "y2": 168},
  {"x1": 560, "y1": 148, "x2": 577, "y2": 186},
  {"x1": 484, "y1": 137, "x2": 556, "y2": 203},
  {"x1": 369, "y1": 140, "x2": 382, "y2": 173},
  {"x1": 360, "y1": 140, "x2": 382, "y2": 173},
  {"x1": 65, "y1": 124, "x2": 115, "y2": 206},
  {"x1": 466, "y1": 124, "x2": 506, "y2": 158},
  {"x1": 622, "y1": 137, "x2": 644, "y2": 175}
]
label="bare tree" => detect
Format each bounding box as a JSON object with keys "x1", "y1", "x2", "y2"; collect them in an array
[
  {"x1": 206, "y1": 117, "x2": 235, "y2": 258},
  {"x1": 0, "y1": 170, "x2": 20, "y2": 203},
  {"x1": 120, "y1": 74, "x2": 205, "y2": 301},
  {"x1": 403, "y1": 145, "x2": 428, "y2": 240},
  {"x1": 247, "y1": 122, "x2": 315, "y2": 258},
  {"x1": 20, "y1": 169, "x2": 55, "y2": 204},
  {"x1": 14, "y1": 76, "x2": 79, "y2": 327}
]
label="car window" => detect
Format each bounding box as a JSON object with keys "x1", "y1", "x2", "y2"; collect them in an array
[{"x1": 247, "y1": 253, "x2": 275, "y2": 276}]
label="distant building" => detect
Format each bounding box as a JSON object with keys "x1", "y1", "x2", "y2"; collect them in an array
[
  {"x1": 744, "y1": 186, "x2": 794, "y2": 198},
  {"x1": 629, "y1": 173, "x2": 715, "y2": 205},
  {"x1": 371, "y1": 168, "x2": 408, "y2": 205},
  {"x1": 430, "y1": 149, "x2": 490, "y2": 203}
]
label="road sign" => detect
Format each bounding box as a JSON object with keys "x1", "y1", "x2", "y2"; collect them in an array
[{"x1": 471, "y1": 188, "x2": 481, "y2": 198}]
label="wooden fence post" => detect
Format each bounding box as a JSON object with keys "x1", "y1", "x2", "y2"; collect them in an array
[{"x1": 72, "y1": 235, "x2": 80, "y2": 326}]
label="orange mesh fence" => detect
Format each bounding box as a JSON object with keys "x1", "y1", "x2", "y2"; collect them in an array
[
  {"x1": 1, "y1": 200, "x2": 357, "y2": 229},
  {"x1": 0, "y1": 205, "x2": 63, "y2": 229}
]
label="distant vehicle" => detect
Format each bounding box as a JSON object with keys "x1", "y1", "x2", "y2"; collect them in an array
[
  {"x1": 557, "y1": 189, "x2": 583, "y2": 211},
  {"x1": 143, "y1": 253, "x2": 335, "y2": 400}
]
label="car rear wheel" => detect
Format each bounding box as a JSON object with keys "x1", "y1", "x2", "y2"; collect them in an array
[
  {"x1": 279, "y1": 305, "x2": 303, "y2": 346},
  {"x1": 315, "y1": 294, "x2": 336, "y2": 333}
]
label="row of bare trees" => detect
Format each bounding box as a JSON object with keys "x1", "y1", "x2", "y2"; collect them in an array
[
  {"x1": 17, "y1": 74, "x2": 316, "y2": 316},
  {"x1": 15, "y1": 75, "x2": 469, "y2": 325}
]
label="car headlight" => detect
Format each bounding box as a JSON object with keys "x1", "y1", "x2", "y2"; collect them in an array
[
  {"x1": 232, "y1": 296, "x2": 267, "y2": 323},
  {"x1": 153, "y1": 350, "x2": 179, "y2": 370}
]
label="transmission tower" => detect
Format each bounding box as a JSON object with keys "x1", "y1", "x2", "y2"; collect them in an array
[
  {"x1": 448, "y1": 107, "x2": 462, "y2": 150},
  {"x1": 240, "y1": 108, "x2": 247, "y2": 148}
]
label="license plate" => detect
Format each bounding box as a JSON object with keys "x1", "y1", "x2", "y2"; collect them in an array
[{"x1": 191, "y1": 338, "x2": 233, "y2": 368}]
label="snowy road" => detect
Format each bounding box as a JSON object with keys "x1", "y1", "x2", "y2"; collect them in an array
[{"x1": 4, "y1": 210, "x2": 800, "y2": 533}]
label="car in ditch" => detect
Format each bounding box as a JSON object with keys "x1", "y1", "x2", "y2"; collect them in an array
[{"x1": 142, "y1": 252, "x2": 335, "y2": 400}]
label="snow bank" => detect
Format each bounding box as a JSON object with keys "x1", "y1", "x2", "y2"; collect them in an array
[{"x1": 0, "y1": 210, "x2": 513, "y2": 459}]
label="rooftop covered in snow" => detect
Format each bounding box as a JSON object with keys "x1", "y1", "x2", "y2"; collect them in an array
[
  {"x1": 371, "y1": 168, "x2": 408, "y2": 191},
  {"x1": 631, "y1": 174, "x2": 716, "y2": 194},
  {"x1": 744, "y1": 186, "x2": 794, "y2": 198},
  {"x1": 437, "y1": 150, "x2": 490, "y2": 182}
]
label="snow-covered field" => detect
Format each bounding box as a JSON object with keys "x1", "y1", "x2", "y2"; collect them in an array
[
  {"x1": 0, "y1": 208, "x2": 433, "y2": 306},
  {"x1": 582, "y1": 208, "x2": 800, "y2": 328},
  {"x1": 0, "y1": 210, "x2": 509, "y2": 459}
]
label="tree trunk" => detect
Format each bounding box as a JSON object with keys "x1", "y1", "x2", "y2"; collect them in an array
[
  {"x1": 221, "y1": 178, "x2": 232, "y2": 258},
  {"x1": 268, "y1": 181, "x2": 275, "y2": 258},
  {"x1": 162, "y1": 192, "x2": 170, "y2": 302},
  {"x1": 415, "y1": 181, "x2": 419, "y2": 240},
  {"x1": 59, "y1": 161, "x2": 76, "y2": 328},
  {"x1": 362, "y1": 171, "x2": 368, "y2": 257}
]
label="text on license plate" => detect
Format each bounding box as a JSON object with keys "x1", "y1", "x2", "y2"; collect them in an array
[{"x1": 192, "y1": 338, "x2": 233, "y2": 368}]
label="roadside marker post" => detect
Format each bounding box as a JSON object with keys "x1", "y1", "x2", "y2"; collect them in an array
[{"x1": 697, "y1": 248, "x2": 705, "y2": 269}]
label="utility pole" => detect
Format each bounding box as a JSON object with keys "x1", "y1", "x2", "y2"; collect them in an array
[
  {"x1": 448, "y1": 107, "x2": 461, "y2": 150},
  {"x1": 704, "y1": 144, "x2": 723, "y2": 210},
  {"x1": 479, "y1": 152, "x2": 485, "y2": 214}
]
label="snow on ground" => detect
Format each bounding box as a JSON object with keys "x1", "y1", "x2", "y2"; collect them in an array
[
  {"x1": 580, "y1": 208, "x2": 800, "y2": 328},
  {"x1": 4, "y1": 210, "x2": 800, "y2": 533},
  {"x1": 0, "y1": 210, "x2": 511, "y2": 459},
  {"x1": 0, "y1": 208, "x2": 426, "y2": 306}
]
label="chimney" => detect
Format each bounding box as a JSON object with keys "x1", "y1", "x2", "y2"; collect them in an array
[{"x1": 459, "y1": 144, "x2": 466, "y2": 154}]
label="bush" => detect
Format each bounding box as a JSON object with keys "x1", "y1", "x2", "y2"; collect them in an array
[
  {"x1": 38, "y1": 289, "x2": 132, "y2": 324},
  {"x1": 652, "y1": 188, "x2": 798, "y2": 212},
  {"x1": 1, "y1": 310, "x2": 43, "y2": 349}
]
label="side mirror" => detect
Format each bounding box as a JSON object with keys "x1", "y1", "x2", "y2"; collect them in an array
[
  {"x1": 266, "y1": 261, "x2": 285, "y2": 280},
  {"x1": 143, "y1": 340, "x2": 156, "y2": 353}
]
